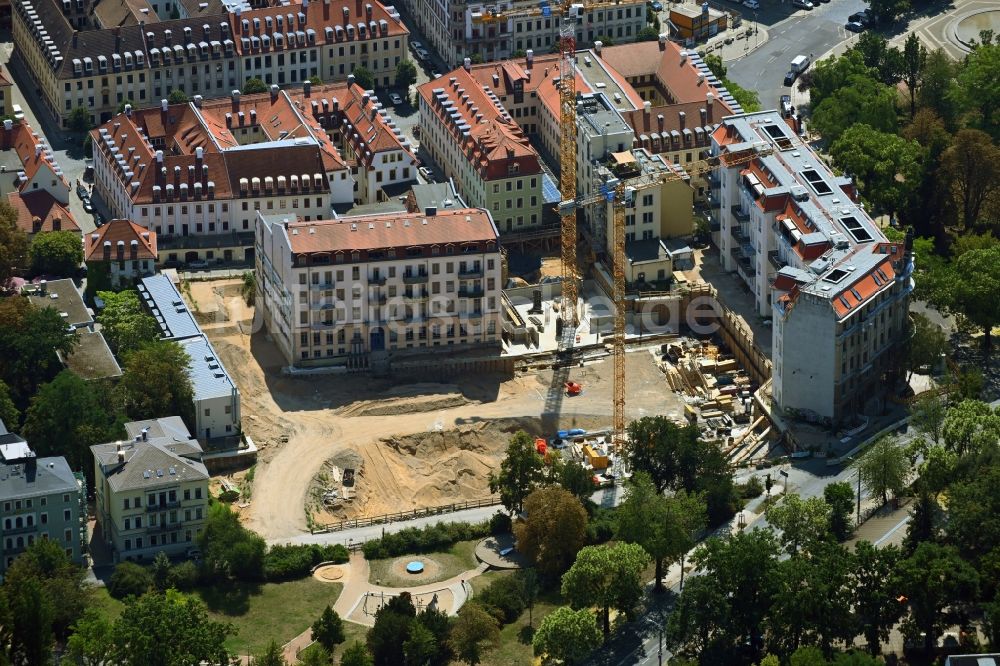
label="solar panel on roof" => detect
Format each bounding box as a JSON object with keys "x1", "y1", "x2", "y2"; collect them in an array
[{"x1": 541, "y1": 173, "x2": 560, "y2": 204}]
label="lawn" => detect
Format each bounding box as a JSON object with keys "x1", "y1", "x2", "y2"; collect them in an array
[
  {"x1": 197, "y1": 578, "x2": 344, "y2": 655},
  {"x1": 91, "y1": 587, "x2": 125, "y2": 620},
  {"x1": 367, "y1": 539, "x2": 481, "y2": 588},
  {"x1": 479, "y1": 585, "x2": 562, "y2": 666}
]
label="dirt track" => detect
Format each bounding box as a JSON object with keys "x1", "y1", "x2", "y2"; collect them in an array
[{"x1": 186, "y1": 279, "x2": 683, "y2": 540}]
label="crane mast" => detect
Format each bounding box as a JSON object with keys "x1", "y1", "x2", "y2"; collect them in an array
[{"x1": 558, "y1": 14, "x2": 579, "y2": 328}]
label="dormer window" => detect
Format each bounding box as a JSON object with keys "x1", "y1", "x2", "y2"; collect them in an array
[
  {"x1": 83, "y1": 56, "x2": 93, "y2": 72},
  {"x1": 98, "y1": 55, "x2": 107, "y2": 71}
]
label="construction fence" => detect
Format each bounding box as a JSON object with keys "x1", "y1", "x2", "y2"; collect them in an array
[{"x1": 312, "y1": 496, "x2": 502, "y2": 534}]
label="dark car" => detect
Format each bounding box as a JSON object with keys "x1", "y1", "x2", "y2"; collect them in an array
[
  {"x1": 848, "y1": 11, "x2": 863, "y2": 21},
  {"x1": 846, "y1": 20, "x2": 865, "y2": 32},
  {"x1": 783, "y1": 71, "x2": 796, "y2": 86},
  {"x1": 649, "y1": 0, "x2": 663, "y2": 10}
]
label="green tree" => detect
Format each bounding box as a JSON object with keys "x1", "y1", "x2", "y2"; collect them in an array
[
  {"x1": 946, "y1": 464, "x2": 1000, "y2": 562},
  {"x1": 725, "y1": 80, "x2": 762, "y2": 113},
  {"x1": 811, "y1": 77, "x2": 898, "y2": 143},
  {"x1": 0, "y1": 298, "x2": 77, "y2": 403},
  {"x1": 823, "y1": 481, "x2": 855, "y2": 542},
  {"x1": 402, "y1": 621, "x2": 437, "y2": 666},
  {"x1": 902, "y1": 32, "x2": 927, "y2": 117},
  {"x1": 243, "y1": 78, "x2": 268, "y2": 94},
  {"x1": 67, "y1": 608, "x2": 114, "y2": 665},
  {"x1": 395, "y1": 59, "x2": 417, "y2": 90},
  {"x1": 865, "y1": 0, "x2": 910, "y2": 24},
  {"x1": 299, "y1": 645, "x2": 330, "y2": 666},
  {"x1": 97, "y1": 290, "x2": 162, "y2": 355},
  {"x1": 915, "y1": 443, "x2": 956, "y2": 498},
  {"x1": 4, "y1": 538, "x2": 91, "y2": 642},
  {"x1": 117, "y1": 341, "x2": 195, "y2": 427},
  {"x1": 311, "y1": 605, "x2": 346, "y2": 651},
  {"x1": 0, "y1": 378, "x2": 19, "y2": 430},
  {"x1": 910, "y1": 392, "x2": 948, "y2": 444},
  {"x1": 489, "y1": 430, "x2": 544, "y2": 513},
  {"x1": 939, "y1": 129, "x2": 1000, "y2": 230},
  {"x1": 616, "y1": 472, "x2": 705, "y2": 592},
  {"x1": 414, "y1": 608, "x2": 453, "y2": 666},
  {"x1": 918, "y1": 49, "x2": 960, "y2": 128},
  {"x1": 942, "y1": 399, "x2": 1000, "y2": 456},
  {"x1": 808, "y1": 51, "x2": 871, "y2": 109},
  {"x1": 513, "y1": 487, "x2": 587, "y2": 578},
  {"x1": 117, "y1": 99, "x2": 135, "y2": 113},
  {"x1": 352, "y1": 66, "x2": 376, "y2": 91},
  {"x1": 22, "y1": 370, "x2": 118, "y2": 474},
  {"x1": 6, "y1": 577, "x2": 53, "y2": 666},
  {"x1": 342, "y1": 642, "x2": 374, "y2": 666},
  {"x1": 151, "y1": 551, "x2": 172, "y2": 592},
  {"x1": 896, "y1": 542, "x2": 979, "y2": 655},
  {"x1": 110, "y1": 590, "x2": 234, "y2": 666},
  {"x1": 954, "y1": 42, "x2": 1000, "y2": 131},
  {"x1": 667, "y1": 529, "x2": 781, "y2": 662},
  {"x1": 850, "y1": 541, "x2": 903, "y2": 655},
  {"x1": 368, "y1": 592, "x2": 416, "y2": 666},
  {"x1": 198, "y1": 502, "x2": 266, "y2": 581},
  {"x1": 252, "y1": 640, "x2": 287, "y2": 666},
  {"x1": 765, "y1": 494, "x2": 832, "y2": 555},
  {"x1": 636, "y1": 26, "x2": 659, "y2": 42},
  {"x1": 561, "y1": 542, "x2": 650, "y2": 637},
  {"x1": 925, "y1": 246, "x2": 1000, "y2": 349},
  {"x1": 108, "y1": 562, "x2": 154, "y2": 600},
  {"x1": 829, "y1": 124, "x2": 923, "y2": 217},
  {"x1": 857, "y1": 436, "x2": 909, "y2": 506},
  {"x1": 851, "y1": 32, "x2": 902, "y2": 85},
  {"x1": 68, "y1": 106, "x2": 92, "y2": 133},
  {"x1": 533, "y1": 606, "x2": 602, "y2": 665},
  {"x1": 904, "y1": 313, "x2": 948, "y2": 381},
  {"x1": 242, "y1": 271, "x2": 256, "y2": 306},
  {"x1": 903, "y1": 489, "x2": 942, "y2": 553},
  {"x1": 448, "y1": 603, "x2": 499, "y2": 665},
  {"x1": 952, "y1": 231, "x2": 1000, "y2": 257},
  {"x1": 0, "y1": 199, "x2": 29, "y2": 291},
  {"x1": 558, "y1": 459, "x2": 596, "y2": 503},
  {"x1": 28, "y1": 230, "x2": 82, "y2": 277},
  {"x1": 168, "y1": 90, "x2": 189, "y2": 104}
]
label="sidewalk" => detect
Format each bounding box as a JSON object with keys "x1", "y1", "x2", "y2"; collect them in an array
[{"x1": 707, "y1": 23, "x2": 772, "y2": 63}]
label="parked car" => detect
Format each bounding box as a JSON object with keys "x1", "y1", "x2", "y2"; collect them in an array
[
  {"x1": 82, "y1": 198, "x2": 93, "y2": 213},
  {"x1": 780, "y1": 94, "x2": 792, "y2": 117},
  {"x1": 418, "y1": 166, "x2": 434, "y2": 180},
  {"x1": 783, "y1": 71, "x2": 796, "y2": 86},
  {"x1": 846, "y1": 20, "x2": 865, "y2": 32},
  {"x1": 389, "y1": 92, "x2": 404, "y2": 105},
  {"x1": 648, "y1": 0, "x2": 663, "y2": 10},
  {"x1": 848, "y1": 11, "x2": 864, "y2": 22},
  {"x1": 791, "y1": 0, "x2": 813, "y2": 9},
  {"x1": 743, "y1": 0, "x2": 759, "y2": 8},
  {"x1": 11, "y1": 104, "x2": 24, "y2": 121},
  {"x1": 76, "y1": 183, "x2": 88, "y2": 199},
  {"x1": 186, "y1": 260, "x2": 209, "y2": 269},
  {"x1": 411, "y1": 40, "x2": 423, "y2": 51}
]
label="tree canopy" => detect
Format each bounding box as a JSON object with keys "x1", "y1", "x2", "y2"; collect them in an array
[
  {"x1": 561, "y1": 542, "x2": 650, "y2": 637},
  {"x1": 923, "y1": 246, "x2": 1000, "y2": 348},
  {"x1": 116, "y1": 341, "x2": 195, "y2": 427},
  {"x1": 395, "y1": 59, "x2": 417, "y2": 90},
  {"x1": 856, "y1": 436, "x2": 909, "y2": 506},
  {"x1": 489, "y1": 430, "x2": 544, "y2": 513},
  {"x1": 97, "y1": 290, "x2": 162, "y2": 355},
  {"x1": 0, "y1": 200, "x2": 29, "y2": 291},
  {"x1": 533, "y1": 606, "x2": 602, "y2": 665},
  {"x1": 352, "y1": 66, "x2": 376, "y2": 91},
  {"x1": 242, "y1": 78, "x2": 268, "y2": 94},
  {"x1": 29, "y1": 230, "x2": 82, "y2": 277},
  {"x1": 513, "y1": 486, "x2": 588, "y2": 579},
  {"x1": 0, "y1": 297, "x2": 77, "y2": 405},
  {"x1": 829, "y1": 124, "x2": 923, "y2": 217}
]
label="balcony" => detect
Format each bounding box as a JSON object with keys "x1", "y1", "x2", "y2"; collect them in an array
[
  {"x1": 730, "y1": 225, "x2": 746, "y2": 242},
  {"x1": 369, "y1": 274, "x2": 387, "y2": 286},
  {"x1": 146, "y1": 522, "x2": 173, "y2": 534},
  {"x1": 310, "y1": 282, "x2": 334, "y2": 291},
  {"x1": 707, "y1": 172, "x2": 721, "y2": 188},
  {"x1": 373, "y1": 294, "x2": 387, "y2": 306},
  {"x1": 731, "y1": 205, "x2": 751, "y2": 223},
  {"x1": 4, "y1": 521, "x2": 38, "y2": 535},
  {"x1": 403, "y1": 290, "x2": 429, "y2": 302},
  {"x1": 458, "y1": 266, "x2": 483, "y2": 279},
  {"x1": 402, "y1": 272, "x2": 429, "y2": 285},
  {"x1": 146, "y1": 501, "x2": 180, "y2": 512},
  {"x1": 458, "y1": 286, "x2": 484, "y2": 298},
  {"x1": 768, "y1": 250, "x2": 783, "y2": 271},
  {"x1": 465, "y1": 310, "x2": 485, "y2": 319}
]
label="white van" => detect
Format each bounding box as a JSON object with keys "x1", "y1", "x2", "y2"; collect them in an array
[
  {"x1": 11, "y1": 104, "x2": 24, "y2": 121},
  {"x1": 790, "y1": 54, "x2": 811, "y2": 74}
]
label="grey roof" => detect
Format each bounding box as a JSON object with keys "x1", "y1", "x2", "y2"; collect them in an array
[
  {"x1": 91, "y1": 425, "x2": 208, "y2": 493},
  {"x1": 577, "y1": 92, "x2": 632, "y2": 138},
  {"x1": 25, "y1": 278, "x2": 93, "y2": 328},
  {"x1": 0, "y1": 419, "x2": 7, "y2": 436},
  {"x1": 945, "y1": 656, "x2": 1000, "y2": 666},
  {"x1": 124, "y1": 416, "x2": 191, "y2": 442},
  {"x1": 63, "y1": 329, "x2": 122, "y2": 379},
  {"x1": 625, "y1": 238, "x2": 666, "y2": 263},
  {"x1": 410, "y1": 182, "x2": 466, "y2": 213},
  {"x1": 0, "y1": 449, "x2": 79, "y2": 501},
  {"x1": 0, "y1": 436, "x2": 33, "y2": 462},
  {"x1": 138, "y1": 274, "x2": 201, "y2": 340},
  {"x1": 177, "y1": 335, "x2": 238, "y2": 402}
]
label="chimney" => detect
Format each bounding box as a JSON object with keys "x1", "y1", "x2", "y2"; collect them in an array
[
  {"x1": 270, "y1": 84, "x2": 279, "y2": 101},
  {"x1": 52, "y1": 216, "x2": 61, "y2": 231},
  {"x1": 304, "y1": 79, "x2": 311, "y2": 96},
  {"x1": 193, "y1": 94, "x2": 203, "y2": 108},
  {"x1": 196, "y1": 146, "x2": 204, "y2": 161},
  {"x1": 425, "y1": 206, "x2": 436, "y2": 216},
  {"x1": 463, "y1": 57, "x2": 471, "y2": 72},
  {"x1": 117, "y1": 240, "x2": 125, "y2": 261},
  {"x1": 232, "y1": 90, "x2": 241, "y2": 110},
  {"x1": 347, "y1": 73, "x2": 355, "y2": 85},
  {"x1": 161, "y1": 98, "x2": 168, "y2": 111},
  {"x1": 678, "y1": 111, "x2": 685, "y2": 129},
  {"x1": 643, "y1": 100, "x2": 651, "y2": 115},
  {"x1": 125, "y1": 103, "x2": 133, "y2": 116},
  {"x1": 657, "y1": 113, "x2": 664, "y2": 130},
  {"x1": 659, "y1": 33, "x2": 667, "y2": 51},
  {"x1": 250, "y1": 109, "x2": 257, "y2": 124},
  {"x1": 103, "y1": 240, "x2": 111, "y2": 261},
  {"x1": 700, "y1": 107, "x2": 707, "y2": 124},
  {"x1": 594, "y1": 40, "x2": 602, "y2": 55},
  {"x1": 706, "y1": 92, "x2": 714, "y2": 121},
  {"x1": 526, "y1": 49, "x2": 533, "y2": 66},
  {"x1": 130, "y1": 239, "x2": 138, "y2": 260}
]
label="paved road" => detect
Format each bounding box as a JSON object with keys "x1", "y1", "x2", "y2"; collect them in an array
[{"x1": 725, "y1": 0, "x2": 868, "y2": 112}]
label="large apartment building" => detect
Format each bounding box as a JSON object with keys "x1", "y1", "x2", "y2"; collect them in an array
[
  {"x1": 255, "y1": 206, "x2": 503, "y2": 367},
  {"x1": 0, "y1": 429, "x2": 86, "y2": 574},
  {"x1": 13, "y1": 0, "x2": 408, "y2": 128},
  {"x1": 91, "y1": 417, "x2": 209, "y2": 562},
  {"x1": 91, "y1": 80, "x2": 415, "y2": 260},
  {"x1": 400, "y1": 0, "x2": 644, "y2": 66},
  {"x1": 712, "y1": 112, "x2": 913, "y2": 426}
]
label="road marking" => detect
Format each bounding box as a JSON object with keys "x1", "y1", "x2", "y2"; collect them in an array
[
  {"x1": 874, "y1": 515, "x2": 910, "y2": 547},
  {"x1": 767, "y1": 54, "x2": 778, "y2": 63}
]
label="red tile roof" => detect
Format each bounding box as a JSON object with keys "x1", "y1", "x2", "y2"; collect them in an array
[
  {"x1": 831, "y1": 257, "x2": 896, "y2": 317},
  {"x1": 7, "y1": 191, "x2": 79, "y2": 235},
  {"x1": 284, "y1": 207, "x2": 498, "y2": 254},
  {"x1": 599, "y1": 41, "x2": 718, "y2": 106},
  {"x1": 1, "y1": 121, "x2": 68, "y2": 190},
  {"x1": 85, "y1": 219, "x2": 157, "y2": 261}
]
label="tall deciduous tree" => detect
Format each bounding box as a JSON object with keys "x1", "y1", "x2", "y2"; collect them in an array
[
  {"x1": 488, "y1": 430, "x2": 544, "y2": 514},
  {"x1": 904, "y1": 313, "x2": 948, "y2": 381},
  {"x1": 924, "y1": 246, "x2": 1000, "y2": 349},
  {"x1": 29, "y1": 230, "x2": 83, "y2": 277},
  {"x1": 252, "y1": 640, "x2": 287, "y2": 666},
  {"x1": 448, "y1": 603, "x2": 499, "y2": 665},
  {"x1": 117, "y1": 341, "x2": 195, "y2": 427},
  {"x1": 823, "y1": 482, "x2": 856, "y2": 542},
  {"x1": 341, "y1": 642, "x2": 375, "y2": 666},
  {"x1": 242, "y1": 78, "x2": 268, "y2": 94},
  {"x1": 811, "y1": 78, "x2": 898, "y2": 143},
  {"x1": 513, "y1": 487, "x2": 587, "y2": 578},
  {"x1": 368, "y1": 592, "x2": 416, "y2": 666},
  {"x1": 624, "y1": 416, "x2": 700, "y2": 493},
  {"x1": 917, "y1": 49, "x2": 960, "y2": 129},
  {"x1": 941, "y1": 399, "x2": 1000, "y2": 456},
  {"x1": 765, "y1": 494, "x2": 833, "y2": 556},
  {"x1": 945, "y1": 464, "x2": 1000, "y2": 562},
  {"x1": 616, "y1": 472, "x2": 705, "y2": 592},
  {"x1": 533, "y1": 606, "x2": 602, "y2": 665},
  {"x1": 896, "y1": 542, "x2": 979, "y2": 655},
  {"x1": 902, "y1": 32, "x2": 928, "y2": 117},
  {"x1": 910, "y1": 392, "x2": 948, "y2": 444},
  {"x1": 198, "y1": 502, "x2": 266, "y2": 581},
  {"x1": 939, "y1": 129, "x2": 1000, "y2": 230},
  {"x1": 0, "y1": 298, "x2": 77, "y2": 404},
  {"x1": 857, "y1": 436, "x2": 909, "y2": 506},
  {"x1": 97, "y1": 290, "x2": 161, "y2": 355},
  {"x1": 352, "y1": 66, "x2": 376, "y2": 91},
  {"x1": 67, "y1": 608, "x2": 114, "y2": 665},
  {"x1": 851, "y1": 541, "x2": 903, "y2": 655},
  {"x1": 395, "y1": 60, "x2": 417, "y2": 90},
  {"x1": 0, "y1": 378, "x2": 19, "y2": 430},
  {"x1": 561, "y1": 542, "x2": 650, "y2": 637},
  {"x1": 0, "y1": 199, "x2": 29, "y2": 291},
  {"x1": 829, "y1": 124, "x2": 923, "y2": 218},
  {"x1": 6, "y1": 577, "x2": 53, "y2": 666},
  {"x1": 954, "y1": 42, "x2": 1000, "y2": 131}
]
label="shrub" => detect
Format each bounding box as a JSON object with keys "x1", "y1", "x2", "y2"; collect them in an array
[
  {"x1": 218, "y1": 489, "x2": 240, "y2": 503},
  {"x1": 585, "y1": 507, "x2": 617, "y2": 545},
  {"x1": 263, "y1": 543, "x2": 350, "y2": 581},
  {"x1": 740, "y1": 476, "x2": 764, "y2": 499},
  {"x1": 169, "y1": 561, "x2": 200, "y2": 590},
  {"x1": 107, "y1": 561, "x2": 153, "y2": 599},
  {"x1": 489, "y1": 511, "x2": 512, "y2": 535},
  {"x1": 475, "y1": 575, "x2": 525, "y2": 624},
  {"x1": 361, "y1": 521, "x2": 491, "y2": 560}
]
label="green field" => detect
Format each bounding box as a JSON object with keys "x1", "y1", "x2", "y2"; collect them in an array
[{"x1": 367, "y1": 539, "x2": 481, "y2": 588}]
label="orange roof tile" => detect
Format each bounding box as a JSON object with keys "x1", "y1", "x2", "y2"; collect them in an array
[
  {"x1": 831, "y1": 258, "x2": 897, "y2": 317},
  {"x1": 7, "y1": 191, "x2": 79, "y2": 235},
  {"x1": 84, "y1": 219, "x2": 157, "y2": 261}
]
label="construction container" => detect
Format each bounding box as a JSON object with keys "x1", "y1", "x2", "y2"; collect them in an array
[{"x1": 583, "y1": 445, "x2": 610, "y2": 470}]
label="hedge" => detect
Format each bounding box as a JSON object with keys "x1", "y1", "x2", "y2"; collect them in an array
[
  {"x1": 263, "y1": 543, "x2": 350, "y2": 581},
  {"x1": 361, "y1": 520, "x2": 491, "y2": 560}
]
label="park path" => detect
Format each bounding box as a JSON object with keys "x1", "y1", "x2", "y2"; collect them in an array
[{"x1": 280, "y1": 552, "x2": 488, "y2": 663}]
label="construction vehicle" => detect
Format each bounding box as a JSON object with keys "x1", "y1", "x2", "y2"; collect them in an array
[{"x1": 565, "y1": 381, "x2": 582, "y2": 396}]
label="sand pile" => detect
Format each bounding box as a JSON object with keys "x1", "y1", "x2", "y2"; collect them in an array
[{"x1": 338, "y1": 383, "x2": 471, "y2": 417}]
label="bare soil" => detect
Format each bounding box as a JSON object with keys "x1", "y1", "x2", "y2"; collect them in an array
[{"x1": 183, "y1": 278, "x2": 684, "y2": 540}]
